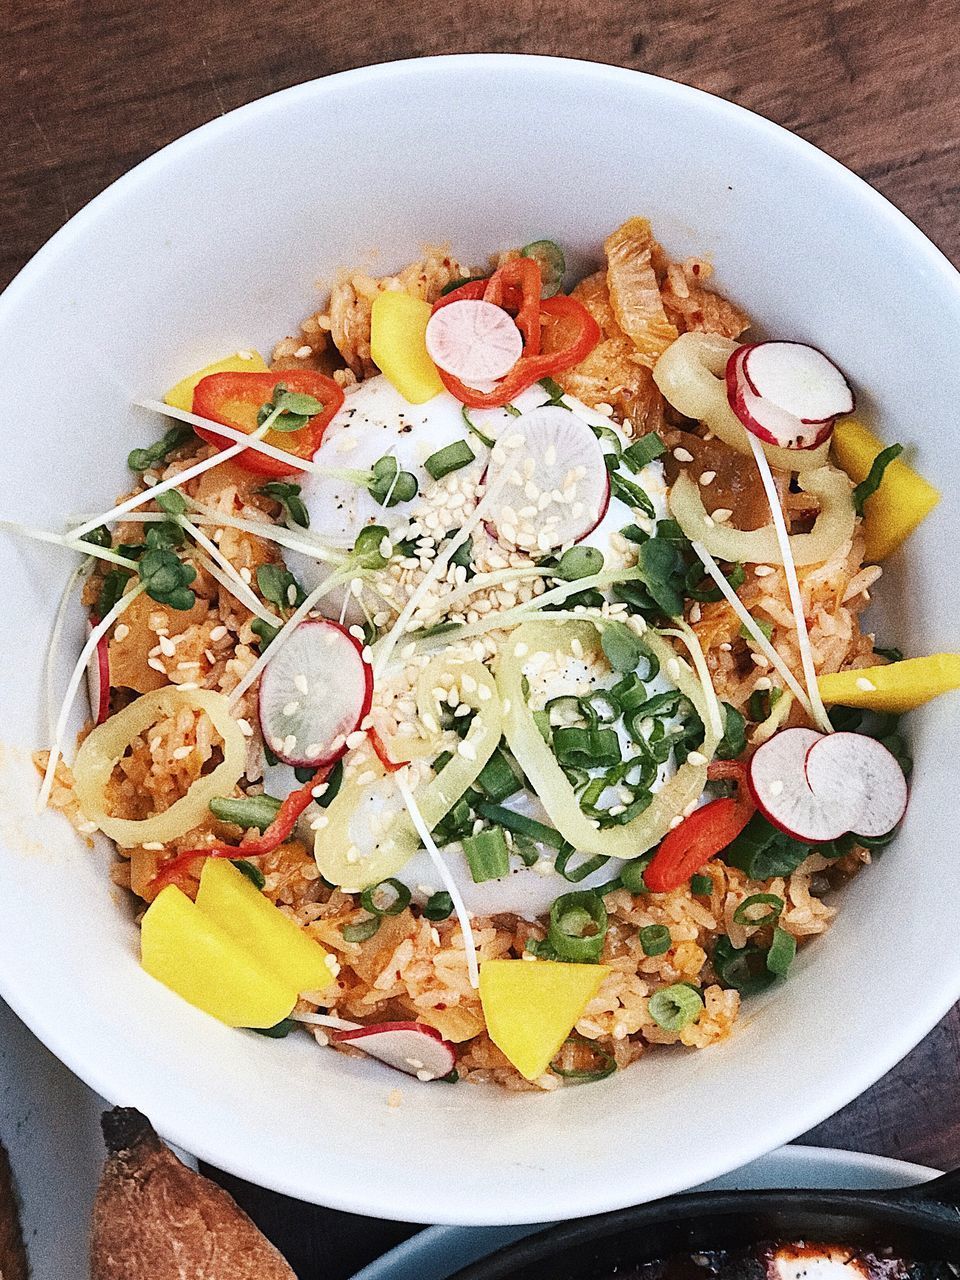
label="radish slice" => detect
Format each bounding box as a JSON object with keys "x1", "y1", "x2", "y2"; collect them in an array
[
  {"x1": 748, "y1": 727, "x2": 860, "y2": 842},
  {"x1": 727, "y1": 347, "x2": 833, "y2": 450},
  {"x1": 483, "y1": 405, "x2": 609, "y2": 552},
  {"x1": 804, "y1": 732, "x2": 908, "y2": 838},
  {"x1": 332, "y1": 1021, "x2": 456, "y2": 1080},
  {"x1": 86, "y1": 619, "x2": 111, "y2": 725},
  {"x1": 425, "y1": 300, "x2": 523, "y2": 389},
  {"x1": 257, "y1": 619, "x2": 372, "y2": 767},
  {"x1": 744, "y1": 341, "x2": 854, "y2": 423}
]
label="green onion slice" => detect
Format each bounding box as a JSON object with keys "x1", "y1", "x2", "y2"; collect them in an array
[
  {"x1": 424, "y1": 439, "x2": 476, "y2": 481},
  {"x1": 549, "y1": 1033, "x2": 617, "y2": 1082},
  {"x1": 210, "y1": 793, "x2": 282, "y2": 833},
  {"x1": 520, "y1": 240, "x2": 566, "y2": 298},
  {"x1": 423, "y1": 890, "x2": 454, "y2": 921},
  {"x1": 342, "y1": 917, "x2": 381, "y2": 943},
  {"x1": 463, "y1": 827, "x2": 510, "y2": 883},
  {"x1": 548, "y1": 890, "x2": 608, "y2": 963},
  {"x1": 647, "y1": 983, "x2": 704, "y2": 1031},
  {"x1": 732, "y1": 893, "x2": 784, "y2": 928},
  {"x1": 360, "y1": 878, "x2": 412, "y2": 917},
  {"x1": 766, "y1": 925, "x2": 797, "y2": 976},
  {"x1": 639, "y1": 923, "x2": 671, "y2": 956}
]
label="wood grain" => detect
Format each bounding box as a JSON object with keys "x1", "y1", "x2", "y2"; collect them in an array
[{"x1": 3, "y1": 0, "x2": 959, "y2": 1266}]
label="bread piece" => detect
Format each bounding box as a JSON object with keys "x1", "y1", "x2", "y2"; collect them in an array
[
  {"x1": 0, "y1": 1138, "x2": 29, "y2": 1280},
  {"x1": 91, "y1": 1109, "x2": 295, "y2": 1280}
]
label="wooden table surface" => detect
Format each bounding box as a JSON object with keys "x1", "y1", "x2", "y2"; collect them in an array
[{"x1": 4, "y1": 0, "x2": 959, "y2": 1272}]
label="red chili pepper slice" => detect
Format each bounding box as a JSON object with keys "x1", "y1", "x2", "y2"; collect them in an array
[
  {"x1": 149, "y1": 763, "x2": 331, "y2": 896},
  {"x1": 431, "y1": 262, "x2": 600, "y2": 409},
  {"x1": 367, "y1": 726, "x2": 404, "y2": 772},
  {"x1": 644, "y1": 759, "x2": 755, "y2": 894},
  {"x1": 191, "y1": 370, "x2": 344, "y2": 479}
]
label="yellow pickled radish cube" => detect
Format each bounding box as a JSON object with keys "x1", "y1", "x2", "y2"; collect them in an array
[
  {"x1": 195, "y1": 860, "x2": 333, "y2": 995},
  {"x1": 164, "y1": 351, "x2": 268, "y2": 413},
  {"x1": 479, "y1": 959, "x2": 611, "y2": 1081},
  {"x1": 818, "y1": 654, "x2": 960, "y2": 713},
  {"x1": 370, "y1": 292, "x2": 444, "y2": 404},
  {"x1": 831, "y1": 419, "x2": 940, "y2": 562},
  {"x1": 141, "y1": 886, "x2": 297, "y2": 1028}
]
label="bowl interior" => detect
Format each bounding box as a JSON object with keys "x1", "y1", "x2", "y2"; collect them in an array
[{"x1": 0, "y1": 56, "x2": 958, "y2": 1224}]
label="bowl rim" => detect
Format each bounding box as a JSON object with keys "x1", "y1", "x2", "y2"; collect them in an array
[{"x1": 1, "y1": 53, "x2": 959, "y2": 1223}]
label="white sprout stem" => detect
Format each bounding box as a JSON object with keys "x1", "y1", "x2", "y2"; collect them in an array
[
  {"x1": 372, "y1": 452, "x2": 534, "y2": 680},
  {"x1": 747, "y1": 434, "x2": 832, "y2": 734},
  {"x1": 45, "y1": 560, "x2": 92, "y2": 743},
  {"x1": 290, "y1": 1011, "x2": 361, "y2": 1031},
  {"x1": 379, "y1": 567, "x2": 646, "y2": 667},
  {"x1": 177, "y1": 515, "x2": 282, "y2": 626},
  {"x1": 395, "y1": 773, "x2": 479, "y2": 990},
  {"x1": 185, "y1": 498, "x2": 347, "y2": 566},
  {"x1": 227, "y1": 568, "x2": 355, "y2": 706},
  {"x1": 688, "y1": 540, "x2": 817, "y2": 721},
  {"x1": 0, "y1": 521, "x2": 139, "y2": 572},
  {"x1": 192, "y1": 548, "x2": 283, "y2": 628},
  {"x1": 660, "y1": 621, "x2": 725, "y2": 742},
  {"x1": 135, "y1": 399, "x2": 324, "y2": 478},
  {"x1": 69, "y1": 424, "x2": 270, "y2": 542},
  {"x1": 37, "y1": 582, "x2": 148, "y2": 812}
]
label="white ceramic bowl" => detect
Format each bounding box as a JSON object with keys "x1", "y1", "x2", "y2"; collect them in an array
[{"x1": 0, "y1": 55, "x2": 957, "y2": 1226}]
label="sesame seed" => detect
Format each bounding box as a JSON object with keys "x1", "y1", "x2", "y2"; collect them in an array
[
  {"x1": 457, "y1": 740, "x2": 477, "y2": 761},
  {"x1": 310, "y1": 814, "x2": 330, "y2": 831},
  {"x1": 754, "y1": 676, "x2": 773, "y2": 691},
  {"x1": 171, "y1": 745, "x2": 192, "y2": 760},
  {"x1": 514, "y1": 642, "x2": 529, "y2": 658},
  {"x1": 324, "y1": 953, "x2": 340, "y2": 973},
  {"x1": 237, "y1": 350, "x2": 255, "y2": 360},
  {"x1": 699, "y1": 470, "x2": 716, "y2": 486},
  {"x1": 210, "y1": 625, "x2": 228, "y2": 641},
  {"x1": 361, "y1": 646, "x2": 373, "y2": 664},
  {"x1": 379, "y1": 536, "x2": 393, "y2": 559},
  {"x1": 855, "y1": 676, "x2": 877, "y2": 692},
  {"x1": 687, "y1": 751, "x2": 708, "y2": 766},
  {"x1": 113, "y1": 623, "x2": 130, "y2": 642},
  {"x1": 720, "y1": 642, "x2": 733, "y2": 652},
  {"x1": 311, "y1": 782, "x2": 328, "y2": 798},
  {"x1": 346, "y1": 730, "x2": 367, "y2": 750},
  {"x1": 345, "y1": 846, "x2": 360, "y2": 864},
  {"x1": 147, "y1": 657, "x2": 167, "y2": 673},
  {"x1": 666, "y1": 657, "x2": 681, "y2": 680},
  {"x1": 769, "y1": 780, "x2": 785, "y2": 796},
  {"x1": 236, "y1": 718, "x2": 253, "y2": 737},
  {"x1": 282, "y1": 733, "x2": 297, "y2": 755},
  {"x1": 294, "y1": 344, "x2": 313, "y2": 358},
  {"x1": 239, "y1": 566, "x2": 252, "y2": 584},
  {"x1": 750, "y1": 654, "x2": 770, "y2": 669},
  {"x1": 673, "y1": 447, "x2": 694, "y2": 463},
  {"x1": 283, "y1": 700, "x2": 300, "y2": 716},
  {"x1": 669, "y1": 815, "x2": 684, "y2": 829},
  {"x1": 179, "y1": 682, "x2": 199, "y2": 691},
  {"x1": 159, "y1": 635, "x2": 176, "y2": 657},
  {"x1": 754, "y1": 565, "x2": 775, "y2": 577},
  {"x1": 688, "y1": 603, "x2": 702, "y2": 623},
  {"x1": 142, "y1": 841, "x2": 164, "y2": 851},
  {"x1": 594, "y1": 401, "x2": 614, "y2": 417},
  {"x1": 712, "y1": 508, "x2": 733, "y2": 524},
  {"x1": 286, "y1": 583, "x2": 298, "y2": 605},
  {"x1": 349, "y1": 625, "x2": 365, "y2": 640},
  {"x1": 350, "y1": 578, "x2": 363, "y2": 597},
  {"x1": 477, "y1": 684, "x2": 492, "y2": 701}
]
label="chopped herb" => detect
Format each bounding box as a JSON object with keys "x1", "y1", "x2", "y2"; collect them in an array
[
  {"x1": 461, "y1": 406, "x2": 495, "y2": 449},
  {"x1": 713, "y1": 935, "x2": 777, "y2": 997},
  {"x1": 475, "y1": 801, "x2": 567, "y2": 850},
  {"x1": 610, "y1": 470, "x2": 655, "y2": 517},
  {"x1": 690, "y1": 873, "x2": 713, "y2": 895},
  {"x1": 521, "y1": 240, "x2": 566, "y2": 297},
  {"x1": 724, "y1": 812, "x2": 811, "y2": 880},
  {"x1": 81, "y1": 525, "x2": 112, "y2": 549},
  {"x1": 423, "y1": 890, "x2": 454, "y2": 921},
  {"x1": 538, "y1": 376, "x2": 567, "y2": 404},
  {"x1": 258, "y1": 481, "x2": 310, "y2": 528},
  {"x1": 548, "y1": 890, "x2": 608, "y2": 963},
  {"x1": 600, "y1": 621, "x2": 643, "y2": 673},
  {"x1": 639, "y1": 923, "x2": 671, "y2": 956},
  {"x1": 156, "y1": 488, "x2": 187, "y2": 517},
  {"x1": 619, "y1": 855, "x2": 652, "y2": 894},
  {"x1": 353, "y1": 524, "x2": 391, "y2": 570},
  {"x1": 685, "y1": 559, "x2": 745, "y2": 603},
  {"x1": 715, "y1": 702, "x2": 747, "y2": 760},
  {"x1": 342, "y1": 917, "x2": 381, "y2": 943},
  {"x1": 549, "y1": 1034, "x2": 617, "y2": 1082},
  {"x1": 367, "y1": 455, "x2": 418, "y2": 507},
  {"x1": 96, "y1": 569, "x2": 132, "y2": 617},
  {"x1": 256, "y1": 563, "x2": 305, "y2": 611},
  {"x1": 740, "y1": 615, "x2": 774, "y2": 643},
  {"x1": 852, "y1": 443, "x2": 903, "y2": 516},
  {"x1": 257, "y1": 383, "x2": 325, "y2": 434},
  {"x1": 648, "y1": 983, "x2": 704, "y2": 1030},
  {"x1": 424, "y1": 439, "x2": 475, "y2": 481},
  {"x1": 475, "y1": 745, "x2": 520, "y2": 802},
  {"x1": 251, "y1": 618, "x2": 280, "y2": 651},
  {"x1": 360, "y1": 878, "x2": 412, "y2": 916},
  {"x1": 873, "y1": 644, "x2": 903, "y2": 663},
  {"x1": 128, "y1": 423, "x2": 192, "y2": 472},
  {"x1": 554, "y1": 847, "x2": 609, "y2": 882},
  {"x1": 210, "y1": 794, "x2": 282, "y2": 832},
  {"x1": 552, "y1": 545, "x2": 605, "y2": 581},
  {"x1": 138, "y1": 548, "x2": 196, "y2": 610},
  {"x1": 766, "y1": 926, "x2": 797, "y2": 976},
  {"x1": 463, "y1": 827, "x2": 510, "y2": 883},
  {"x1": 232, "y1": 859, "x2": 267, "y2": 890},
  {"x1": 622, "y1": 434, "x2": 667, "y2": 471},
  {"x1": 251, "y1": 1018, "x2": 295, "y2": 1038}
]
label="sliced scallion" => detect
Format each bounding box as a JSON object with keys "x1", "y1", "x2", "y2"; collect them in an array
[
  {"x1": 521, "y1": 240, "x2": 565, "y2": 297},
  {"x1": 766, "y1": 926, "x2": 797, "y2": 976},
  {"x1": 463, "y1": 827, "x2": 510, "y2": 883},
  {"x1": 360, "y1": 878, "x2": 412, "y2": 917},
  {"x1": 553, "y1": 726, "x2": 621, "y2": 770},
  {"x1": 554, "y1": 847, "x2": 608, "y2": 883},
  {"x1": 620, "y1": 857, "x2": 652, "y2": 894},
  {"x1": 600, "y1": 621, "x2": 643, "y2": 673},
  {"x1": 733, "y1": 893, "x2": 784, "y2": 928},
  {"x1": 639, "y1": 924, "x2": 671, "y2": 956},
  {"x1": 342, "y1": 917, "x2": 381, "y2": 943},
  {"x1": 423, "y1": 890, "x2": 454, "y2": 921},
  {"x1": 622, "y1": 433, "x2": 667, "y2": 471},
  {"x1": 690, "y1": 873, "x2": 713, "y2": 896},
  {"x1": 549, "y1": 1034, "x2": 617, "y2": 1082},
  {"x1": 554, "y1": 546, "x2": 604, "y2": 581},
  {"x1": 647, "y1": 983, "x2": 704, "y2": 1031},
  {"x1": 475, "y1": 802, "x2": 567, "y2": 850},
  {"x1": 231, "y1": 859, "x2": 266, "y2": 890},
  {"x1": 474, "y1": 746, "x2": 520, "y2": 802},
  {"x1": 548, "y1": 890, "x2": 608, "y2": 963},
  {"x1": 210, "y1": 793, "x2": 282, "y2": 833},
  {"x1": 424, "y1": 439, "x2": 476, "y2": 481}
]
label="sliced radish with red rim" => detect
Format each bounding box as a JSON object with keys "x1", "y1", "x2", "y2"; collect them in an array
[
  {"x1": 332, "y1": 1021, "x2": 456, "y2": 1080},
  {"x1": 726, "y1": 347, "x2": 835, "y2": 451},
  {"x1": 804, "y1": 732, "x2": 907, "y2": 838},
  {"x1": 258, "y1": 619, "x2": 372, "y2": 768},
  {"x1": 744, "y1": 342, "x2": 854, "y2": 422},
  {"x1": 425, "y1": 300, "x2": 523, "y2": 389},
  {"x1": 484, "y1": 405, "x2": 610, "y2": 553},
  {"x1": 748, "y1": 727, "x2": 860, "y2": 842},
  {"x1": 86, "y1": 619, "x2": 111, "y2": 725}
]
